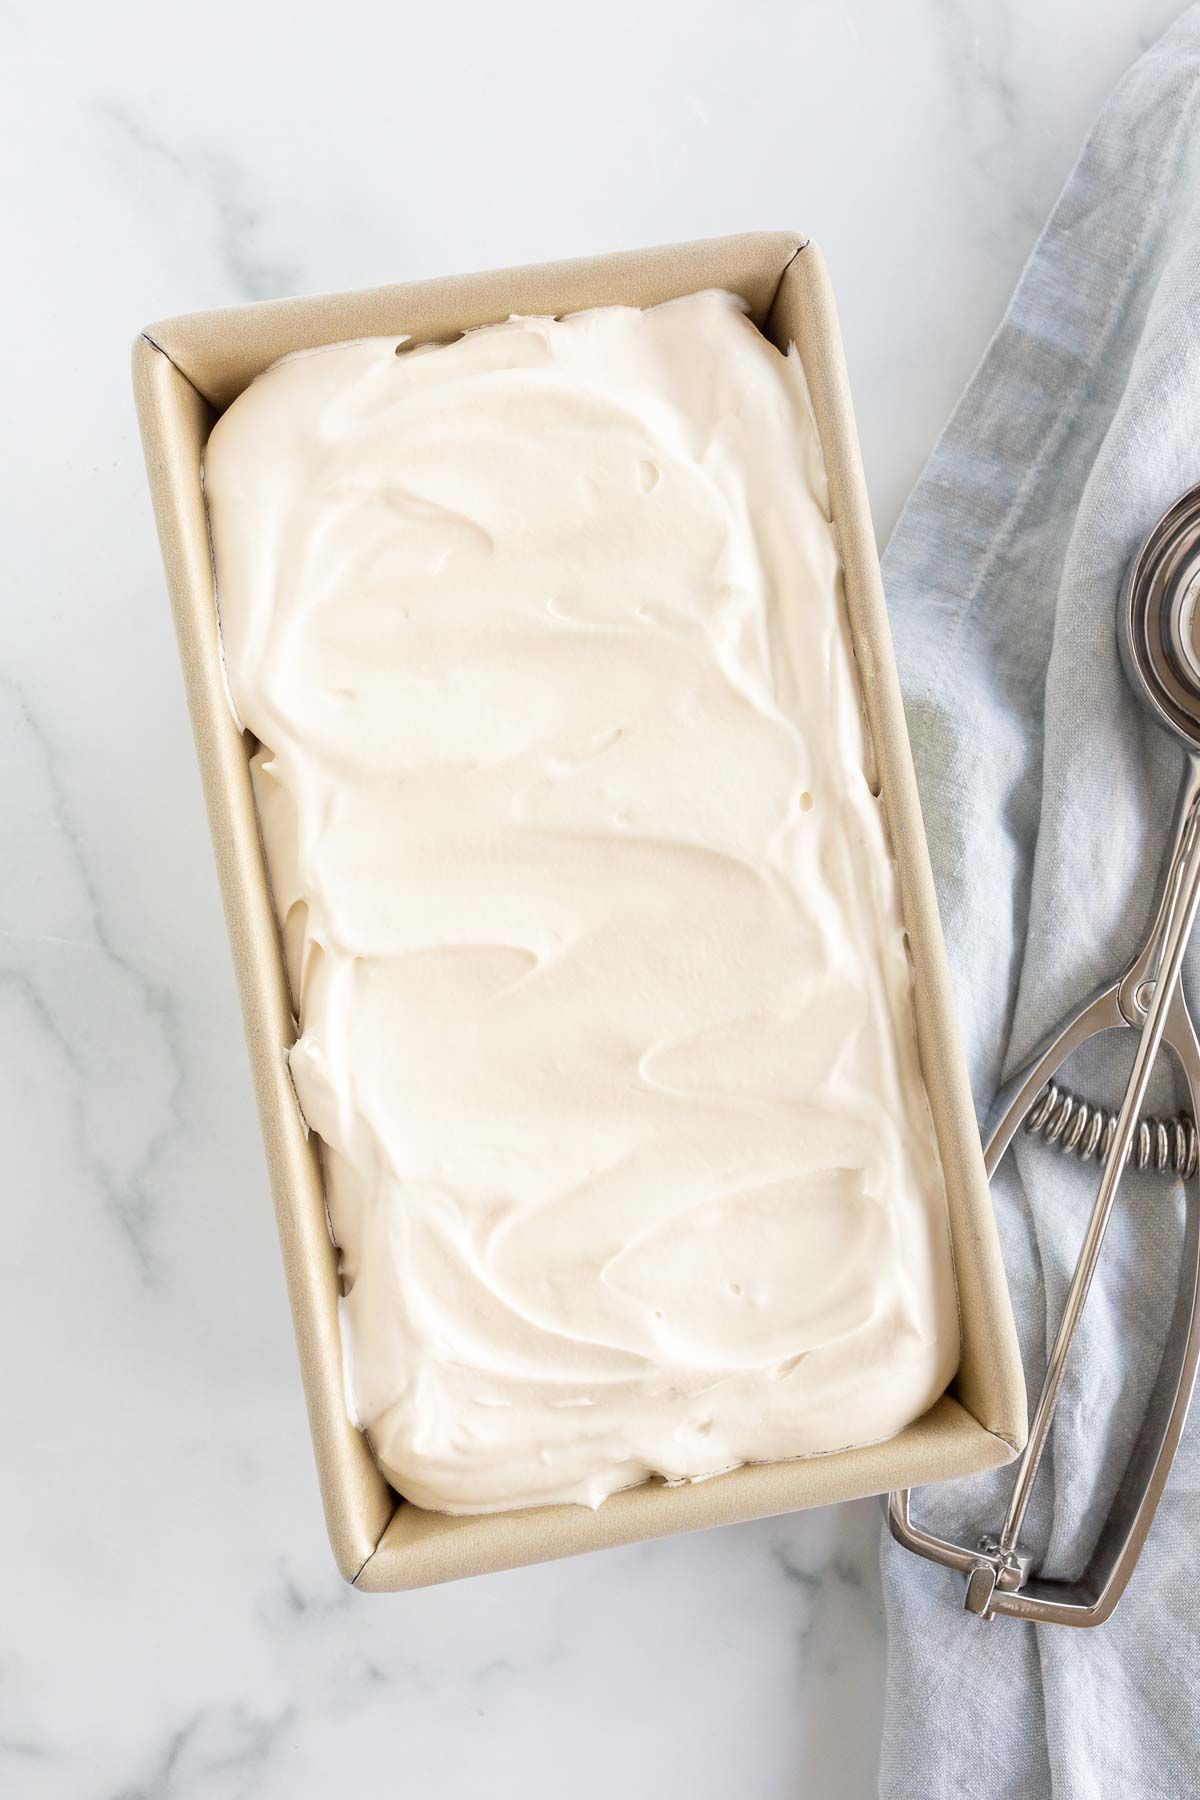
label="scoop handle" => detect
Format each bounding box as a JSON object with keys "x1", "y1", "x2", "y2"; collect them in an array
[{"x1": 889, "y1": 755, "x2": 1200, "y2": 1626}]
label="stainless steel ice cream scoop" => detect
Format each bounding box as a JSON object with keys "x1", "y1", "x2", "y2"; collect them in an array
[{"x1": 889, "y1": 483, "x2": 1200, "y2": 1627}]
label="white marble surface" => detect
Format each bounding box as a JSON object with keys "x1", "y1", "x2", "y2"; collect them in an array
[{"x1": 1, "y1": 2, "x2": 1184, "y2": 1794}]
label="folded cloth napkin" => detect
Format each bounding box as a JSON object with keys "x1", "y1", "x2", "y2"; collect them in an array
[{"x1": 879, "y1": 10, "x2": 1200, "y2": 1796}]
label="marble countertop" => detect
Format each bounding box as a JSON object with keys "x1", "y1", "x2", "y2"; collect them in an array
[{"x1": 2, "y1": 2, "x2": 1182, "y2": 1794}]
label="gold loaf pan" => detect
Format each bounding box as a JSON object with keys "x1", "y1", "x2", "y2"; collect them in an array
[{"x1": 132, "y1": 232, "x2": 1025, "y2": 1592}]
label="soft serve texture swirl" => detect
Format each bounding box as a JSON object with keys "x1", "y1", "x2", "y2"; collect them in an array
[{"x1": 203, "y1": 290, "x2": 959, "y2": 1514}]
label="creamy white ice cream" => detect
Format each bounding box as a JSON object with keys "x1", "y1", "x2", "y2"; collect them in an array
[{"x1": 204, "y1": 290, "x2": 959, "y2": 1514}]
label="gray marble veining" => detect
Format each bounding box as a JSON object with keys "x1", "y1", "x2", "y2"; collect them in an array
[{"x1": 0, "y1": 1, "x2": 1183, "y2": 1794}]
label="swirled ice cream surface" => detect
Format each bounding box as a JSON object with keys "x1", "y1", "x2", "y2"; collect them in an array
[{"x1": 204, "y1": 289, "x2": 959, "y2": 1514}]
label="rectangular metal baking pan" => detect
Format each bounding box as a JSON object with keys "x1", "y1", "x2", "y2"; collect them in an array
[{"x1": 132, "y1": 232, "x2": 1025, "y2": 1591}]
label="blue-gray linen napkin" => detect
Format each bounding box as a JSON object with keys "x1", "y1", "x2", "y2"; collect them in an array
[{"x1": 879, "y1": 10, "x2": 1200, "y2": 1796}]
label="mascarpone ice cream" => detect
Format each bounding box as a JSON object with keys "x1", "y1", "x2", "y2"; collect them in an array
[{"x1": 203, "y1": 290, "x2": 960, "y2": 1515}]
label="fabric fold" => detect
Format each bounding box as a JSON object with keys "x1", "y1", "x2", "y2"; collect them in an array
[{"x1": 880, "y1": 8, "x2": 1200, "y2": 1795}]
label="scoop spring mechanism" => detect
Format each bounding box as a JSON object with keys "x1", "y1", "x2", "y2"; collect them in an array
[
  {"x1": 1025, "y1": 1080, "x2": 1198, "y2": 1179},
  {"x1": 888, "y1": 482, "x2": 1200, "y2": 1627}
]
